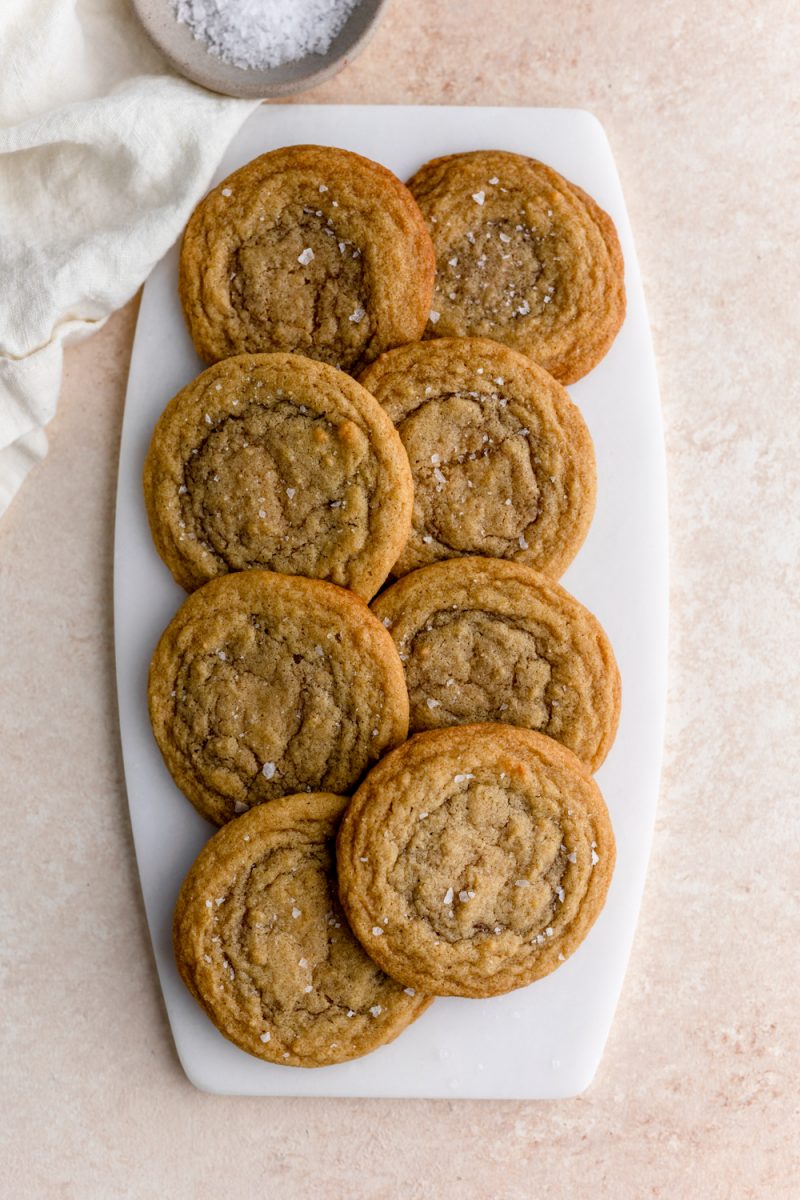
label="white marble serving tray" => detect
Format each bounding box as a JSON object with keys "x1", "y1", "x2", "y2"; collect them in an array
[{"x1": 114, "y1": 105, "x2": 667, "y2": 1098}]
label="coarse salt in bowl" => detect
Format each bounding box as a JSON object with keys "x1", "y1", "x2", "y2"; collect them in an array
[{"x1": 131, "y1": 0, "x2": 390, "y2": 98}]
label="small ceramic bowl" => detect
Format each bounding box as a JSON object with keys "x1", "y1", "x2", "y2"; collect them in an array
[{"x1": 132, "y1": 0, "x2": 390, "y2": 99}]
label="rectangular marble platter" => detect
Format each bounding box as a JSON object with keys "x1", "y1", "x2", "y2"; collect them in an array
[{"x1": 114, "y1": 105, "x2": 667, "y2": 1098}]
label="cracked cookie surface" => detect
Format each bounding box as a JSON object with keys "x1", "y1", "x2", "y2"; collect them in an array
[
  {"x1": 173, "y1": 792, "x2": 432, "y2": 1067},
  {"x1": 371, "y1": 558, "x2": 620, "y2": 770},
  {"x1": 180, "y1": 145, "x2": 435, "y2": 374},
  {"x1": 358, "y1": 337, "x2": 595, "y2": 578},
  {"x1": 407, "y1": 150, "x2": 625, "y2": 383},
  {"x1": 143, "y1": 353, "x2": 413, "y2": 598},
  {"x1": 148, "y1": 571, "x2": 409, "y2": 825},
  {"x1": 338, "y1": 725, "x2": 615, "y2": 997}
]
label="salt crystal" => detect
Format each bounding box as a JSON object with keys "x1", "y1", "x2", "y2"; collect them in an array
[
  {"x1": 260, "y1": 1031, "x2": 271, "y2": 1043},
  {"x1": 291, "y1": 907, "x2": 301, "y2": 919},
  {"x1": 430, "y1": 453, "x2": 441, "y2": 464},
  {"x1": 499, "y1": 232, "x2": 511, "y2": 244},
  {"x1": 514, "y1": 879, "x2": 530, "y2": 888},
  {"x1": 443, "y1": 888, "x2": 454, "y2": 905},
  {"x1": 304, "y1": 984, "x2": 313, "y2": 993},
  {"x1": 453, "y1": 773, "x2": 475, "y2": 784},
  {"x1": 488, "y1": 176, "x2": 499, "y2": 185},
  {"x1": 371, "y1": 926, "x2": 384, "y2": 936},
  {"x1": 426, "y1": 697, "x2": 441, "y2": 709},
  {"x1": 429, "y1": 310, "x2": 441, "y2": 324},
  {"x1": 369, "y1": 1005, "x2": 382, "y2": 1017},
  {"x1": 518, "y1": 534, "x2": 529, "y2": 550},
  {"x1": 567, "y1": 851, "x2": 577, "y2": 863},
  {"x1": 319, "y1": 184, "x2": 328, "y2": 192},
  {"x1": 382, "y1": 617, "x2": 392, "y2": 628},
  {"x1": 262, "y1": 761, "x2": 276, "y2": 779},
  {"x1": 172, "y1": 0, "x2": 362, "y2": 70},
  {"x1": 592, "y1": 849, "x2": 600, "y2": 865},
  {"x1": 297, "y1": 247, "x2": 315, "y2": 266},
  {"x1": 349, "y1": 307, "x2": 365, "y2": 324},
  {"x1": 472, "y1": 191, "x2": 485, "y2": 205},
  {"x1": 422, "y1": 535, "x2": 433, "y2": 544},
  {"x1": 404, "y1": 987, "x2": 416, "y2": 996},
  {"x1": 286, "y1": 487, "x2": 296, "y2": 499}
]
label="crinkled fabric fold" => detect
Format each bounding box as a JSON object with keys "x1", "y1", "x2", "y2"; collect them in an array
[{"x1": 0, "y1": 0, "x2": 258, "y2": 517}]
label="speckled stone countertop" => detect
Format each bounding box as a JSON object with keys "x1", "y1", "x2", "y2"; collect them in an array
[{"x1": 2, "y1": 1, "x2": 798, "y2": 1196}]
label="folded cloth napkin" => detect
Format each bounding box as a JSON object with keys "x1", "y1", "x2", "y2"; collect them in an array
[{"x1": 0, "y1": 0, "x2": 258, "y2": 517}]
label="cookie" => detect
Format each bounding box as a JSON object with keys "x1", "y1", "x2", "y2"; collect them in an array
[
  {"x1": 143, "y1": 353, "x2": 414, "y2": 599},
  {"x1": 371, "y1": 558, "x2": 620, "y2": 771},
  {"x1": 337, "y1": 725, "x2": 615, "y2": 998},
  {"x1": 173, "y1": 792, "x2": 432, "y2": 1067},
  {"x1": 358, "y1": 337, "x2": 595, "y2": 577},
  {"x1": 406, "y1": 150, "x2": 625, "y2": 383},
  {"x1": 180, "y1": 144, "x2": 436, "y2": 374},
  {"x1": 148, "y1": 571, "x2": 409, "y2": 825}
]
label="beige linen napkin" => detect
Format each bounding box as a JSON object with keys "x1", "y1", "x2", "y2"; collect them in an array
[{"x1": 0, "y1": 0, "x2": 258, "y2": 516}]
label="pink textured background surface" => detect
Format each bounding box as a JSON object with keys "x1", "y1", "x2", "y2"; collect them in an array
[{"x1": 1, "y1": 1, "x2": 798, "y2": 1196}]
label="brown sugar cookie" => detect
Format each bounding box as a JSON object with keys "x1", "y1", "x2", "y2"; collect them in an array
[
  {"x1": 173, "y1": 793, "x2": 432, "y2": 1067},
  {"x1": 358, "y1": 337, "x2": 595, "y2": 578},
  {"x1": 371, "y1": 558, "x2": 620, "y2": 771},
  {"x1": 143, "y1": 353, "x2": 414, "y2": 599},
  {"x1": 180, "y1": 145, "x2": 435, "y2": 374},
  {"x1": 337, "y1": 725, "x2": 615, "y2": 998},
  {"x1": 148, "y1": 571, "x2": 409, "y2": 825},
  {"x1": 407, "y1": 151, "x2": 625, "y2": 383}
]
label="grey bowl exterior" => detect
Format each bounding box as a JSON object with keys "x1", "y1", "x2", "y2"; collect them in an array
[{"x1": 131, "y1": 0, "x2": 390, "y2": 99}]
